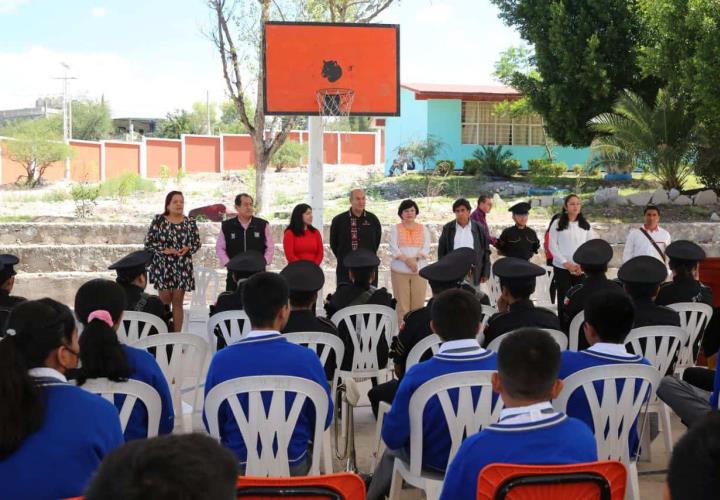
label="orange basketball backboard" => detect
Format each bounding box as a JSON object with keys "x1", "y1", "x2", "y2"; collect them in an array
[{"x1": 263, "y1": 22, "x2": 400, "y2": 116}]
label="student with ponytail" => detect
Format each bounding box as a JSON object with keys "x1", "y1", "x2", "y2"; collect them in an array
[
  {"x1": 73, "y1": 279, "x2": 175, "y2": 440},
  {"x1": 0, "y1": 299, "x2": 123, "y2": 500}
]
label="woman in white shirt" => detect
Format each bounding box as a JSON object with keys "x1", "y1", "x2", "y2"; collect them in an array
[
  {"x1": 548, "y1": 194, "x2": 597, "y2": 321},
  {"x1": 389, "y1": 199, "x2": 432, "y2": 320}
]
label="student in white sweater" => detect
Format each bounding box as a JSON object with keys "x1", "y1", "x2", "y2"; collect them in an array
[{"x1": 548, "y1": 194, "x2": 597, "y2": 322}]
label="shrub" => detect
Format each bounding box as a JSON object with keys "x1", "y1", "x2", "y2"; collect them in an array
[
  {"x1": 472, "y1": 146, "x2": 519, "y2": 178},
  {"x1": 71, "y1": 182, "x2": 100, "y2": 219},
  {"x1": 528, "y1": 159, "x2": 567, "y2": 186},
  {"x1": 435, "y1": 159, "x2": 455, "y2": 176},
  {"x1": 99, "y1": 172, "x2": 157, "y2": 200},
  {"x1": 696, "y1": 147, "x2": 720, "y2": 191},
  {"x1": 159, "y1": 164, "x2": 171, "y2": 185},
  {"x1": 571, "y1": 164, "x2": 583, "y2": 176},
  {"x1": 273, "y1": 141, "x2": 307, "y2": 172},
  {"x1": 463, "y1": 158, "x2": 481, "y2": 176}
]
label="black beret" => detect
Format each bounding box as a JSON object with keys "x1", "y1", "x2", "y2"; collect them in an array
[
  {"x1": 573, "y1": 239, "x2": 613, "y2": 267},
  {"x1": 666, "y1": 240, "x2": 706, "y2": 262},
  {"x1": 420, "y1": 248, "x2": 475, "y2": 284},
  {"x1": 226, "y1": 251, "x2": 266, "y2": 273},
  {"x1": 280, "y1": 260, "x2": 325, "y2": 292},
  {"x1": 618, "y1": 256, "x2": 668, "y2": 284},
  {"x1": 343, "y1": 248, "x2": 380, "y2": 269},
  {"x1": 492, "y1": 257, "x2": 545, "y2": 280},
  {"x1": 0, "y1": 254, "x2": 19, "y2": 279},
  {"x1": 508, "y1": 202, "x2": 531, "y2": 215}
]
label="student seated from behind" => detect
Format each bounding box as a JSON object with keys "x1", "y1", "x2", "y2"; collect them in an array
[
  {"x1": 440, "y1": 328, "x2": 597, "y2": 500},
  {"x1": 203, "y1": 272, "x2": 333, "y2": 475},
  {"x1": 483, "y1": 257, "x2": 560, "y2": 347},
  {"x1": 664, "y1": 411, "x2": 720, "y2": 500},
  {"x1": 560, "y1": 289, "x2": 651, "y2": 452},
  {"x1": 85, "y1": 434, "x2": 239, "y2": 500},
  {"x1": 0, "y1": 299, "x2": 123, "y2": 500},
  {"x1": 619, "y1": 256, "x2": 681, "y2": 328},
  {"x1": 367, "y1": 289, "x2": 498, "y2": 500},
  {"x1": 72, "y1": 279, "x2": 175, "y2": 441}
]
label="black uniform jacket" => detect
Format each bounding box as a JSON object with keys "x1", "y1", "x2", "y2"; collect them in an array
[
  {"x1": 483, "y1": 299, "x2": 561, "y2": 348},
  {"x1": 496, "y1": 225, "x2": 540, "y2": 260}
]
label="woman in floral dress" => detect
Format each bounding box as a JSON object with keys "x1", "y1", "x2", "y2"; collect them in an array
[{"x1": 144, "y1": 191, "x2": 201, "y2": 331}]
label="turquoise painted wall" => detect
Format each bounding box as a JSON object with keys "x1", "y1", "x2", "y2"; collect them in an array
[{"x1": 385, "y1": 88, "x2": 592, "y2": 174}]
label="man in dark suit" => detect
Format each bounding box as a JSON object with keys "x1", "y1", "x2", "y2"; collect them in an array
[
  {"x1": 438, "y1": 198, "x2": 490, "y2": 287},
  {"x1": 483, "y1": 257, "x2": 560, "y2": 347},
  {"x1": 619, "y1": 256, "x2": 681, "y2": 328}
]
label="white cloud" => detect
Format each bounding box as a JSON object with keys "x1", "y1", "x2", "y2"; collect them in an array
[
  {"x1": 91, "y1": 7, "x2": 107, "y2": 17},
  {"x1": 0, "y1": 0, "x2": 28, "y2": 14}
]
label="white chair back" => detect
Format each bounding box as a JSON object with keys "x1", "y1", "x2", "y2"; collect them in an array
[
  {"x1": 624, "y1": 326, "x2": 688, "y2": 376},
  {"x1": 480, "y1": 305, "x2": 496, "y2": 334},
  {"x1": 553, "y1": 364, "x2": 661, "y2": 464},
  {"x1": 487, "y1": 273, "x2": 502, "y2": 305},
  {"x1": 204, "y1": 375, "x2": 329, "y2": 477},
  {"x1": 486, "y1": 328, "x2": 568, "y2": 353},
  {"x1": 118, "y1": 311, "x2": 168, "y2": 344},
  {"x1": 132, "y1": 333, "x2": 209, "y2": 420},
  {"x1": 283, "y1": 331, "x2": 345, "y2": 395},
  {"x1": 191, "y1": 266, "x2": 221, "y2": 309},
  {"x1": 207, "y1": 310, "x2": 251, "y2": 351},
  {"x1": 405, "y1": 334, "x2": 442, "y2": 371},
  {"x1": 79, "y1": 377, "x2": 162, "y2": 437},
  {"x1": 407, "y1": 370, "x2": 503, "y2": 477},
  {"x1": 668, "y1": 302, "x2": 713, "y2": 370},
  {"x1": 532, "y1": 266, "x2": 555, "y2": 306},
  {"x1": 330, "y1": 305, "x2": 398, "y2": 377},
  {"x1": 568, "y1": 310, "x2": 585, "y2": 352}
]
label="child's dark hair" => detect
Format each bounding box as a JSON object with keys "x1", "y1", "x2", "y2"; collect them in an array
[
  {"x1": 497, "y1": 328, "x2": 561, "y2": 400},
  {"x1": 431, "y1": 289, "x2": 482, "y2": 341},
  {"x1": 243, "y1": 272, "x2": 289, "y2": 328},
  {"x1": 584, "y1": 290, "x2": 635, "y2": 343}
]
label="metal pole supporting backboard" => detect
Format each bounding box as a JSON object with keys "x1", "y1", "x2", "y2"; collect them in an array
[{"x1": 308, "y1": 116, "x2": 324, "y2": 229}]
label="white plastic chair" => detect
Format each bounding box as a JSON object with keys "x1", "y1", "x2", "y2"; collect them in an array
[
  {"x1": 207, "y1": 310, "x2": 251, "y2": 352},
  {"x1": 479, "y1": 304, "x2": 496, "y2": 337},
  {"x1": 487, "y1": 273, "x2": 502, "y2": 305},
  {"x1": 117, "y1": 310, "x2": 168, "y2": 344},
  {"x1": 388, "y1": 370, "x2": 504, "y2": 500},
  {"x1": 532, "y1": 265, "x2": 555, "y2": 307},
  {"x1": 553, "y1": 364, "x2": 661, "y2": 500},
  {"x1": 132, "y1": 332, "x2": 209, "y2": 432},
  {"x1": 668, "y1": 302, "x2": 713, "y2": 373},
  {"x1": 79, "y1": 377, "x2": 163, "y2": 438},
  {"x1": 191, "y1": 266, "x2": 221, "y2": 310},
  {"x1": 486, "y1": 328, "x2": 568, "y2": 352},
  {"x1": 568, "y1": 310, "x2": 585, "y2": 352},
  {"x1": 283, "y1": 331, "x2": 345, "y2": 474},
  {"x1": 204, "y1": 375, "x2": 329, "y2": 477}
]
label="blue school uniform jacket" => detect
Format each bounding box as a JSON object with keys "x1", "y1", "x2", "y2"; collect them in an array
[
  {"x1": 710, "y1": 357, "x2": 720, "y2": 408},
  {"x1": 382, "y1": 346, "x2": 498, "y2": 471},
  {"x1": 559, "y1": 347, "x2": 651, "y2": 453},
  {"x1": 203, "y1": 332, "x2": 333, "y2": 466},
  {"x1": 0, "y1": 379, "x2": 124, "y2": 500},
  {"x1": 121, "y1": 345, "x2": 175, "y2": 440},
  {"x1": 439, "y1": 413, "x2": 597, "y2": 500}
]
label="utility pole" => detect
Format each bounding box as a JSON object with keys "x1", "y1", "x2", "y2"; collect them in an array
[{"x1": 54, "y1": 62, "x2": 77, "y2": 179}]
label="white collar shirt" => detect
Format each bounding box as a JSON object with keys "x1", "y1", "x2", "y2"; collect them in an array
[
  {"x1": 622, "y1": 226, "x2": 671, "y2": 264},
  {"x1": 498, "y1": 401, "x2": 559, "y2": 424},
  {"x1": 438, "y1": 338, "x2": 486, "y2": 357},
  {"x1": 586, "y1": 342, "x2": 635, "y2": 358},
  {"x1": 454, "y1": 222, "x2": 474, "y2": 250},
  {"x1": 245, "y1": 329, "x2": 281, "y2": 339},
  {"x1": 28, "y1": 367, "x2": 67, "y2": 382}
]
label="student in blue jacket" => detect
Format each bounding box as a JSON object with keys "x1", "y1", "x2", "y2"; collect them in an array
[
  {"x1": 440, "y1": 329, "x2": 597, "y2": 500},
  {"x1": 560, "y1": 289, "x2": 651, "y2": 453},
  {"x1": 0, "y1": 298, "x2": 123, "y2": 500},
  {"x1": 367, "y1": 288, "x2": 498, "y2": 500},
  {"x1": 73, "y1": 279, "x2": 175, "y2": 440},
  {"x1": 204, "y1": 271, "x2": 333, "y2": 475}
]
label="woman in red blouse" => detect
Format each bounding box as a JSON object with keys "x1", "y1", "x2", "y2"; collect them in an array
[{"x1": 283, "y1": 203, "x2": 324, "y2": 265}]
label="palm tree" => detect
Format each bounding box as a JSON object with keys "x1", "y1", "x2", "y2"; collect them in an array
[{"x1": 588, "y1": 90, "x2": 696, "y2": 189}]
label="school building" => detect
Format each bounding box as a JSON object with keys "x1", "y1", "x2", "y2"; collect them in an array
[{"x1": 383, "y1": 83, "x2": 591, "y2": 174}]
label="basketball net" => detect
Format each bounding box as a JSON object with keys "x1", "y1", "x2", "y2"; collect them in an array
[{"x1": 316, "y1": 88, "x2": 355, "y2": 130}]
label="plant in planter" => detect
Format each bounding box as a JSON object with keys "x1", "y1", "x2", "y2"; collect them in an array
[{"x1": 473, "y1": 145, "x2": 519, "y2": 178}]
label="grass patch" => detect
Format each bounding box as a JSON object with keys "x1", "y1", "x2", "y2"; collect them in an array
[
  {"x1": 0, "y1": 215, "x2": 34, "y2": 222},
  {"x1": 99, "y1": 172, "x2": 157, "y2": 198}
]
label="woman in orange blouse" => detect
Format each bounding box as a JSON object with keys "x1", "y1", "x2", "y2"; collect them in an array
[{"x1": 389, "y1": 199, "x2": 431, "y2": 320}]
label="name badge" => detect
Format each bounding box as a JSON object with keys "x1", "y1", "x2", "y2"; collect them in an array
[
  {"x1": 254, "y1": 231, "x2": 260, "y2": 238},
  {"x1": 230, "y1": 233, "x2": 236, "y2": 240}
]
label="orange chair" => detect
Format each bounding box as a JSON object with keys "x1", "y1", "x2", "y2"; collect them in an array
[
  {"x1": 476, "y1": 461, "x2": 627, "y2": 500},
  {"x1": 236, "y1": 473, "x2": 366, "y2": 500}
]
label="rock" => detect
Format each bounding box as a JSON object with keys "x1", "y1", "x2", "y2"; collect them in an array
[
  {"x1": 711, "y1": 212, "x2": 720, "y2": 222},
  {"x1": 539, "y1": 196, "x2": 553, "y2": 207},
  {"x1": 593, "y1": 186, "x2": 619, "y2": 205},
  {"x1": 673, "y1": 195, "x2": 692, "y2": 206},
  {"x1": 609, "y1": 196, "x2": 629, "y2": 207},
  {"x1": 627, "y1": 191, "x2": 653, "y2": 206},
  {"x1": 492, "y1": 193, "x2": 506, "y2": 208},
  {"x1": 693, "y1": 190, "x2": 718, "y2": 206},
  {"x1": 650, "y1": 188, "x2": 670, "y2": 205},
  {"x1": 530, "y1": 198, "x2": 541, "y2": 208},
  {"x1": 552, "y1": 197, "x2": 564, "y2": 206},
  {"x1": 669, "y1": 188, "x2": 680, "y2": 201}
]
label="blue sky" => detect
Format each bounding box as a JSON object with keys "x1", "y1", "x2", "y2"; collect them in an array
[{"x1": 0, "y1": 0, "x2": 523, "y2": 118}]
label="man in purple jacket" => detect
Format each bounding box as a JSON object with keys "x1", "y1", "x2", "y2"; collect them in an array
[{"x1": 470, "y1": 194, "x2": 496, "y2": 246}]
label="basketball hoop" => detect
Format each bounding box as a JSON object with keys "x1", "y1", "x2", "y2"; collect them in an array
[{"x1": 316, "y1": 88, "x2": 355, "y2": 122}]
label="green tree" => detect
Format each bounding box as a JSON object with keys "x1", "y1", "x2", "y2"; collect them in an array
[
  {"x1": 1, "y1": 118, "x2": 73, "y2": 187},
  {"x1": 189, "y1": 101, "x2": 219, "y2": 134},
  {"x1": 491, "y1": 0, "x2": 658, "y2": 147},
  {"x1": 588, "y1": 90, "x2": 695, "y2": 189},
  {"x1": 71, "y1": 98, "x2": 113, "y2": 140},
  {"x1": 156, "y1": 110, "x2": 201, "y2": 138},
  {"x1": 218, "y1": 99, "x2": 255, "y2": 133}
]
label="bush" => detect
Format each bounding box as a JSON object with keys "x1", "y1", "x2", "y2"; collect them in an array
[
  {"x1": 472, "y1": 146, "x2": 519, "y2": 178},
  {"x1": 435, "y1": 159, "x2": 455, "y2": 176},
  {"x1": 71, "y1": 182, "x2": 100, "y2": 219},
  {"x1": 571, "y1": 164, "x2": 583, "y2": 176},
  {"x1": 273, "y1": 141, "x2": 307, "y2": 172},
  {"x1": 463, "y1": 159, "x2": 481, "y2": 176},
  {"x1": 696, "y1": 147, "x2": 720, "y2": 191},
  {"x1": 528, "y1": 159, "x2": 567, "y2": 186},
  {"x1": 99, "y1": 172, "x2": 157, "y2": 200}
]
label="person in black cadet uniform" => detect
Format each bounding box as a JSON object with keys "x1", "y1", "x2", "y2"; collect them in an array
[
  {"x1": 109, "y1": 250, "x2": 171, "y2": 327},
  {"x1": 330, "y1": 188, "x2": 383, "y2": 286},
  {"x1": 367, "y1": 247, "x2": 482, "y2": 417},
  {"x1": 280, "y1": 260, "x2": 340, "y2": 380},
  {"x1": 562, "y1": 239, "x2": 623, "y2": 348},
  {"x1": 618, "y1": 256, "x2": 681, "y2": 328},
  {"x1": 483, "y1": 257, "x2": 560, "y2": 348},
  {"x1": 496, "y1": 202, "x2": 540, "y2": 261},
  {"x1": 325, "y1": 248, "x2": 395, "y2": 371},
  {"x1": 215, "y1": 193, "x2": 273, "y2": 292},
  {"x1": 0, "y1": 254, "x2": 27, "y2": 336}
]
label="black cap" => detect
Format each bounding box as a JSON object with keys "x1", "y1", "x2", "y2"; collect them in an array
[
  {"x1": 343, "y1": 248, "x2": 380, "y2": 269},
  {"x1": 492, "y1": 257, "x2": 545, "y2": 280},
  {"x1": 0, "y1": 254, "x2": 19, "y2": 281},
  {"x1": 573, "y1": 239, "x2": 613, "y2": 267},
  {"x1": 226, "y1": 251, "x2": 266, "y2": 273},
  {"x1": 280, "y1": 260, "x2": 325, "y2": 292},
  {"x1": 509, "y1": 202, "x2": 531, "y2": 215},
  {"x1": 420, "y1": 248, "x2": 474, "y2": 284},
  {"x1": 618, "y1": 256, "x2": 668, "y2": 284},
  {"x1": 666, "y1": 240, "x2": 706, "y2": 262},
  {"x1": 108, "y1": 250, "x2": 151, "y2": 282}
]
